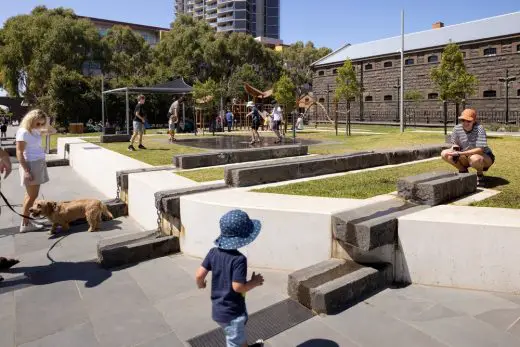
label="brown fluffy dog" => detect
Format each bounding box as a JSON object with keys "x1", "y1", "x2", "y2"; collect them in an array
[{"x1": 29, "y1": 199, "x2": 113, "y2": 234}]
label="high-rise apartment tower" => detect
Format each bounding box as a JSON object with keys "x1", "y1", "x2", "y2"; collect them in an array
[{"x1": 174, "y1": 0, "x2": 280, "y2": 40}]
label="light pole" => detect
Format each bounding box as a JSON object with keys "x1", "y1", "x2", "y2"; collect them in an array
[
  {"x1": 393, "y1": 78, "x2": 401, "y2": 124},
  {"x1": 498, "y1": 69, "x2": 516, "y2": 124}
]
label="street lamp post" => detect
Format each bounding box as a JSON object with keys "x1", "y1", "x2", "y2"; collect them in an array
[
  {"x1": 393, "y1": 78, "x2": 401, "y2": 124},
  {"x1": 498, "y1": 69, "x2": 516, "y2": 124}
]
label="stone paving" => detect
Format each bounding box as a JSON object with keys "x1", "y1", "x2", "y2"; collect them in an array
[{"x1": 1, "y1": 157, "x2": 520, "y2": 346}]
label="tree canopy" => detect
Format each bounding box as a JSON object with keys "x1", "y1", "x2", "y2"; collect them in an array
[{"x1": 430, "y1": 43, "x2": 478, "y2": 103}]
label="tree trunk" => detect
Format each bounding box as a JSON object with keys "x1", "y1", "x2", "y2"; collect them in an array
[
  {"x1": 347, "y1": 101, "x2": 351, "y2": 136},
  {"x1": 334, "y1": 101, "x2": 338, "y2": 136}
]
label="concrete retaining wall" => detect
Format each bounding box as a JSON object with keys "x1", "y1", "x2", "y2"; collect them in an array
[
  {"x1": 174, "y1": 145, "x2": 308, "y2": 169},
  {"x1": 397, "y1": 205, "x2": 520, "y2": 293},
  {"x1": 57, "y1": 137, "x2": 151, "y2": 198}
]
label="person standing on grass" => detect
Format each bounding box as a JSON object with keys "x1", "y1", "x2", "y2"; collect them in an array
[
  {"x1": 246, "y1": 101, "x2": 262, "y2": 145},
  {"x1": 128, "y1": 94, "x2": 147, "y2": 151},
  {"x1": 168, "y1": 96, "x2": 184, "y2": 143},
  {"x1": 16, "y1": 110, "x2": 56, "y2": 233},
  {"x1": 0, "y1": 148, "x2": 21, "y2": 281},
  {"x1": 195, "y1": 209, "x2": 265, "y2": 347},
  {"x1": 270, "y1": 102, "x2": 283, "y2": 143},
  {"x1": 441, "y1": 108, "x2": 495, "y2": 187}
]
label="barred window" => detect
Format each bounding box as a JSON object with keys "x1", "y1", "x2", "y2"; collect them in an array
[
  {"x1": 384, "y1": 95, "x2": 393, "y2": 101},
  {"x1": 428, "y1": 55, "x2": 438, "y2": 63},
  {"x1": 333, "y1": 69, "x2": 338, "y2": 74},
  {"x1": 428, "y1": 93, "x2": 439, "y2": 100},
  {"x1": 405, "y1": 58, "x2": 414, "y2": 65},
  {"x1": 365, "y1": 63, "x2": 373, "y2": 70},
  {"x1": 318, "y1": 98, "x2": 325, "y2": 103},
  {"x1": 483, "y1": 90, "x2": 496, "y2": 98},
  {"x1": 318, "y1": 71, "x2": 324, "y2": 76},
  {"x1": 483, "y1": 47, "x2": 497, "y2": 56},
  {"x1": 365, "y1": 95, "x2": 373, "y2": 102},
  {"x1": 517, "y1": 89, "x2": 520, "y2": 96},
  {"x1": 384, "y1": 61, "x2": 393, "y2": 68}
]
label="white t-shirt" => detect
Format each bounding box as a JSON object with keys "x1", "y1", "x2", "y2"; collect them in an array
[
  {"x1": 16, "y1": 128, "x2": 45, "y2": 161},
  {"x1": 272, "y1": 106, "x2": 282, "y2": 121},
  {"x1": 169, "y1": 101, "x2": 179, "y2": 124}
]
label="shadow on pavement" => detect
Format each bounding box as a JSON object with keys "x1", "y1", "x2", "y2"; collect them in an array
[{"x1": 297, "y1": 339, "x2": 340, "y2": 347}]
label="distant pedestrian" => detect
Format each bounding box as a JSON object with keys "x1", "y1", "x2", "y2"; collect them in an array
[
  {"x1": 226, "y1": 109, "x2": 234, "y2": 132},
  {"x1": 246, "y1": 101, "x2": 262, "y2": 145},
  {"x1": 271, "y1": 102, "x2": 283, "y2": 143},
  {"x1": 168, "y1": 96, "x2": 184, "y2": 143},
  {"x1": 0, "y1": 120, "x2": 7, "y2": 140},
  {"x1": 195, "y1": 209, "x2": 265, "y2": 347},
  {"x1": 128, "y1": 95, "x2": 147, "y2": 151}
]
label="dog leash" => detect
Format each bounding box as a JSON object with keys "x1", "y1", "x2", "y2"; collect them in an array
[{"x1": 0, "y1": 191, "x2": 36, "y2": 220}]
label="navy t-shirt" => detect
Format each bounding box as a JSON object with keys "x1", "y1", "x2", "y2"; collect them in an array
[{"x1": 202, "y1": 247, "x2": 247, "y2": 323}]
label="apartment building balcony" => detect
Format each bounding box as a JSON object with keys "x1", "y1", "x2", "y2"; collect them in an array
[
  {"x1": 206, "y1": 12, "x2": 218, "y2": 20},
  {"x1": 206, "y1": 3, "x2": 218, "y2": 11},
  {"x1": 218, "y1": 5, "x2": 234, "y2": 14},
  {"x1": 218, "y1": 0, "x2": 234, "y2": 6},
  {"x1": 217, "y1": 15, "x2": 234, "y2": 23}
]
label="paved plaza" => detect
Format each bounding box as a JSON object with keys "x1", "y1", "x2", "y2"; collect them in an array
[{"x1": 0, "y1": 156, "x2": 520, "y2": 346}]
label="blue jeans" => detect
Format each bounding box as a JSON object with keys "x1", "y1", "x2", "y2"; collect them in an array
[{"x1": 218, "y1": 314, "x2": 247, "y2": 347}]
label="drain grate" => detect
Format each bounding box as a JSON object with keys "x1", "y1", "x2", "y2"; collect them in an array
[{"x1": 187, "y1": 298, "x2": 314, "y2": 347}]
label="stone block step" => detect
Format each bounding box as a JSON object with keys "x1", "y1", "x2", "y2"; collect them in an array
[
  {"x1": 288, "y1": 259, "x2": 392, "y2": 314},
  {"x1": 97, "y1": 230, "x2": 180, "y2": 268},
  {"x1": 174, "y1": 144, "x2": 308, "y2": 169},
  {"x1": 310, "y1": 263, "x2": 393, "y2": 314},
  {"x1": 414, "y1": 173, "x2": 477, "y2": 206},
  {"x1": 116, "y1": 166, "x2": 174, "y2": 191},
  {"x1": 104, "y1": 199, "x2": 128, "y2": 218},
  {"x1": 397, "y1": 171, "x2": 456, "y2": 200},
  {"x1": 333, "y1": 199, "x2": 429, "y2": 251}
]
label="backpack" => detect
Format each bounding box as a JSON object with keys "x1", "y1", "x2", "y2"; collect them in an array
[{"x1": 252, "y1": 107, "x2": 261, "y2": 122}]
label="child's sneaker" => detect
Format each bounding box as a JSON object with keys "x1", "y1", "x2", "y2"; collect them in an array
[
  {"x1": 138, "y1": 144, "x2": 147, "y2": 150},
  {"x1": 128, "y1": 145, "x2": 136, "y2": 151}
]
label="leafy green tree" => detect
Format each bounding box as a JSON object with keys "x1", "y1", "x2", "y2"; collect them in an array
[
  {"x1": 404, "y1": 90, "x2": 423, "y2": 101},
  {"x1": 430, "y1": 43, "x2": 478, "y2": 103},
  {"x1": 274, "y1": 74, "x2": 296, "y2": 134},
  {"x1": 281, "y1": 41, "x2": 331, "y2": 97},
  {"x1": 335, "y1": 59, "x2": 361, "y2": 136},
  {"x1": 0, "y1": 6, "x2": 101, "y2": 103},
  {"x1": 101, "y1": 25, "x2": 153, "y2": 85}
]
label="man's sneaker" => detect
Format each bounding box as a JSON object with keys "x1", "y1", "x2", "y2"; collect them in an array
[
  {"x1": 138, "y1": 144, "x2": 147, "y2": 150},
  {"x1": 128, "y1": 145, "x2": 136, "y2": 151},
  {"x1": 20, "y1": 221, "x2": 44, "y2": 233},
  {"x1": 477, "y1": 173, "x2": 485, "y2": 187}
]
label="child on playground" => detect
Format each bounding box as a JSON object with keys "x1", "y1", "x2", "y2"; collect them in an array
[{"x1": 195, "y1": 209, "x2": 265, "y2": 347}]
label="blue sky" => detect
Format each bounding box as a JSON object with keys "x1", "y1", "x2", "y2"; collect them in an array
[{"x1": 1, "y1": 0, "x2": 519, "y2": 50}]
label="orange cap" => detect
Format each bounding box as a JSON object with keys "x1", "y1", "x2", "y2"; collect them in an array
[{"x1": 459, "y1": 109, "x2": 477, "y2": 122}]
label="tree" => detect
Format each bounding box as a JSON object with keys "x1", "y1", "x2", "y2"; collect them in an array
[
  {"x1": 281, "y1": 41, "x2": 331, "y2": 98},
  {"x1": 334, "y1": 59, "x2": 361, "y2": 136},
  {"x1": 193, "y1": 78, "x2": 222, "y2": 132},
  {"x1": 273, "y1": 74, "x2": 296, "y2": 135},
  {"x1": 430, "y1": 43, "x2": 478, "y2": 104},
  {"x1": 0, "y1": 6, "x2": 101, "y2": 103}
]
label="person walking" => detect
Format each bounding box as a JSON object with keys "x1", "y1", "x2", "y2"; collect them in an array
[
  {"x1": 271, "y1": 102, "x2": 283, "y2": 143},
  {"x1": 128, "y1": 95, "x2": 147, "y2": 151},
  {"x1": 195, "y1": 209, "x2": 265, "y2": 347},
  {"x1": 246, "y1": 101, "x2": 262, "y2": 145},
  {"x1": 0, "y1": 119, "x2": 7, "y2": 140},
  {"x1": 168, "y1": 96, "x2": 184, "y2": 143},
  {"x1": 0, "y1": 148, "x2": 20, "y2": 281},
  {"x1": 16, "y1": 109, "x2": 56, "y2": 233}
]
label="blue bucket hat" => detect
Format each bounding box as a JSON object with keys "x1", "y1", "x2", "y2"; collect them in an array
[{"x1": 215, "y1": 210, "x2": 262, "y2": 250}]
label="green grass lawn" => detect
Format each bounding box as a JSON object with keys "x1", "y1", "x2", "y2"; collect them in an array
[
  {"x1": 93, "y1": 135, "x2": 206, "y2": 166},
  {"x1": 254, "y1": 137, "x2": 520, "y2": 209},
  {"x1": 177, "y1": 167, "x2": 225, "y2": 182},
  {"x1": 42, "y1": 132, "x2": 100, "y2": 149}
]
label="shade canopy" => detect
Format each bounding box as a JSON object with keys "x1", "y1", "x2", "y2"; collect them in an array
[{"x1": 103, "y1": 78, "x2": 193, "y2": 95}]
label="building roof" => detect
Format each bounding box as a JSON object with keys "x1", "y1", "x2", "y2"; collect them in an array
[
  {"x1": 79, "y1": 16, "x2": 170, "y2": 32},
  {"x1": 313, "y1": 12, "x2": 520, "y2": 67}
]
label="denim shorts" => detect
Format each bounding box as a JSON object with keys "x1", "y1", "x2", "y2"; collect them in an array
[
  {"x1": 133, "y1": 121, "x2": 144, "y2": 134},
  {"x1": 218, "y1": 314, "x2": 247, "y2": 347}
]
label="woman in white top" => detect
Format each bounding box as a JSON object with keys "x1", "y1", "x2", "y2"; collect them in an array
[
  {"x1": 16, "y1": 109, "x2": 56, "y2": 233},
  {"x1": 271, "y1": 103, "x2": 284, "y2": 143}
]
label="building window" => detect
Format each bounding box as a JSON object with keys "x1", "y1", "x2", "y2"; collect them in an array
[
  {"x1": 428, "y1": 55, "x2": 438, "y2": 63},
  {"x1": 384, "y1": 61, "x2": 393, "y2": 68},
  {"x1": 517, "y1": 89, "x2": 520, "y2": 96},
  {"x1": 405, "y1": 58, "x2": 414, "y2": 65},
  {"x1": 517, "y1": 44, "x2": 520, "y2": 52},
  {"x1": 333, "y1": 69, "x2": 338, "y2": 74},
  {"x1": 428, "y1": 93, "x2": 439, "y2": 100},
  {"x1": 365, "y1": 63, "x2": 373, "y2": 70},
  {"x1": 365, "y1": 96, "x2": 373, "y2": 102},
  {"x1": 318, "y1": 71, "x2": 325, "y2": 76},
  {"x1": 483, "y1": 47, "x2": 497, "y2": 56},
  {"x1": 462, "y1": 51, "x2": 467, "y2": 58},
  {"x1": 318, "y1": 98, "x2": 325, "y2": 103},
  {"x1": 483, "y1": 90, "x2": 496, "y2": 98},
  {"x1": 384, "y1": 95, "x2": 393, "y2": 101}
]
